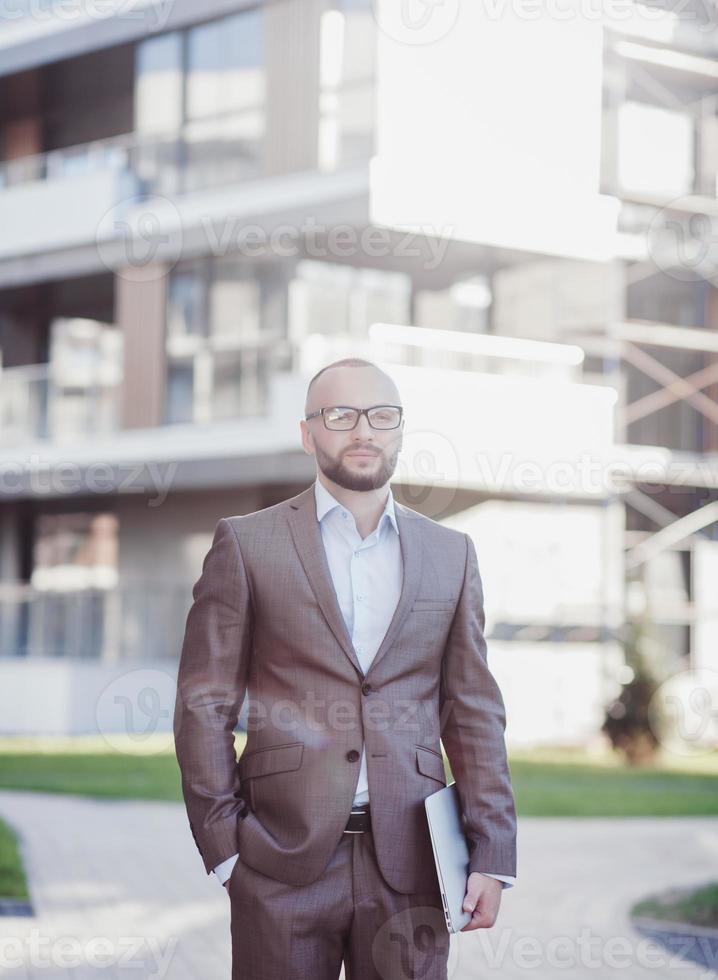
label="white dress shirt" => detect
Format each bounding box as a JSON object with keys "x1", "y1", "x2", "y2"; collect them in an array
[{"x1": 214, "y1": 477, "x2": 516, "y2": 889}]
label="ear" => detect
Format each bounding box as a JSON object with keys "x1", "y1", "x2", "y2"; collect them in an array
[{"x1": 299, "y1": 420, "x2": 314, "y2": 455}]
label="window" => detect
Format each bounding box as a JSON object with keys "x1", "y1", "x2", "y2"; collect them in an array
[
  {"x1": 32, "y1": 512, "x2": 118, "y2": 591},
  {"x1": 318, "y1": 0, "x2": 377, "y2": 171},
  {"x1": 289, "y1": 260, "x2": 410, "y2": 341},
  {"x1": 185, "y1": 9, "x2": 265, "y2": 189},
  {"x1": 133, "y1": 32, "x2": 183, "y2": 195},
  {"x1": 164, "y1": 256, "x2": 284, "y2": 424},
  {"x1": 134, "y1": 8, "x2": 266, "y2": 194}
]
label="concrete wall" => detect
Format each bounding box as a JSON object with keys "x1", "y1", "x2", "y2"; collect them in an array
[{"x1": 0, "y1": 640, "x2": 621, "y2": 743}]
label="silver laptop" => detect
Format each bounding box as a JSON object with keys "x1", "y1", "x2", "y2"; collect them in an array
[{"x1": 424, "y1": 781, "x2": 473, "y2": 933}]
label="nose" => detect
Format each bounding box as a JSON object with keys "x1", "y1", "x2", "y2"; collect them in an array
[{"x1": 353, "y1": 412, "x2": 373, "y2": 439}]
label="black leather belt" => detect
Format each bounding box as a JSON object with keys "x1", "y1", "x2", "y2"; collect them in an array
[{"x1": 343, "y1": 805, "x2": 371, "y2": 834}]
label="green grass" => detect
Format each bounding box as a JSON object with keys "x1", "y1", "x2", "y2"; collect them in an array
[
  {"x1": 0, "y1": 735, "x2": 190, "y2": 802},
  {"x1": 632, "y1": 881, "x2": 718, "y2": 928},
  {"x1": 0, "y1": 736, "x2": 715, "y2": 816},
  {"x1": 502, "y1": 758, "x2": 718, "y2": 816},
  {"x1": 447, "y1": 746, "x2": 718, "y2": 816},
  {"x1": 0, "y1": 817, "x2": 29, "y2": 899},
  {"x1": 0, "y1": 738, "x2": 713, "y2": 907}
]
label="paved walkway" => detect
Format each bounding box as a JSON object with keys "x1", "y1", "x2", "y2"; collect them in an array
[{"x1": 0, "y1": 790, "x2": 715, "y2": 979}]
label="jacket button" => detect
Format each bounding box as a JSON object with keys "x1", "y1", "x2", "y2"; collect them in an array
[
  {"x1": 346, "y1": 749, "x2": 360, "y2": 762},
  {"x1": 361, "y1": 682, "x2": 372, "y2": 696}
]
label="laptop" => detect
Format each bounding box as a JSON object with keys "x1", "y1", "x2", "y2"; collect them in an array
[{"x1": 424, "y1": 781, "x2": 473, "y2": 933}]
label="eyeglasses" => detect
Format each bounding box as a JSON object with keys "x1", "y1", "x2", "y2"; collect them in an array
[{"x1": 305, "y1": 405, "x2": 403, "y2": 431}]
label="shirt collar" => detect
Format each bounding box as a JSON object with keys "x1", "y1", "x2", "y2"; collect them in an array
[{"x1": 314, "y1": 476, "x2": 399, "y2": 536}]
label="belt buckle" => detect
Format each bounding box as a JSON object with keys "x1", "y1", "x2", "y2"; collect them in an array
[{"x1": 344, "y1": 806, "x2": 370, "y2": 834}]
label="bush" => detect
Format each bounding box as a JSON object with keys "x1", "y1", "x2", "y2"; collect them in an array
[{"x1": 602, "y1": 621, "x2": 661, "y2": 766}]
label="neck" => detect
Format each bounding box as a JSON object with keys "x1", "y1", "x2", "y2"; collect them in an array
[{"x1": 317, "y1": 472, "x2": 390, "y2": 539}]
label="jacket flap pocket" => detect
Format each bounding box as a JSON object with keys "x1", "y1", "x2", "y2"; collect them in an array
[
  {"x1": 239, "y1": 741, "x2": 304, "y2": 780},
  {"x1": 416, "y1": 746, "x2": 446, "y2": 783}
]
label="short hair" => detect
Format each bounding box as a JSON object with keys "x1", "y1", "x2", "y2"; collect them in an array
[{"x1": 304, "y1": 357, "x2": 391, "y2": 413}]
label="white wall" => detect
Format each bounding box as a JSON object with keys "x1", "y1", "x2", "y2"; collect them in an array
[
  {"x1": 371, "y1": 0, "x2": 619, "y2": 260},
  {"x1": 442, "y1": 498, "x2": 624, "y2": 628},
  {"x1": 0, "y1": 170, "x2": 131, "y2": 260},
  {"x1": 389, "y1": 363, "x2": 616, "y2": 500},
  {"x1": 491, "y1": 641, "x2": 625, "y2": 748},
  {"x1": 0, "y1": 657, "x2": 179, "y2": 737},
  {"x1": 693, "y1": 539, "x2": 718, "y2": 672}
]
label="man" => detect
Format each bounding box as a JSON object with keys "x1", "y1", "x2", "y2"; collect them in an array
[{"x1": 174, "y1": 357, "x2": 517, "y2": 979}]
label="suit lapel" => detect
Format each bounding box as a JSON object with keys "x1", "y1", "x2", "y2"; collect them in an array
[{"x1": 286, "y1": 485, "x2": 423, "y2": 679}]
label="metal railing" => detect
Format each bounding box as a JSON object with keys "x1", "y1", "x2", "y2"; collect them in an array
[
  {"x1": 0, "y1": 105, "x2": 265, "y2": 197},
  {"x1": 0, "y1": 362, "x2": 122, "y2": 446},
  {"x1": 0, "y1": 582, "x2": 191, "y2": 662}
]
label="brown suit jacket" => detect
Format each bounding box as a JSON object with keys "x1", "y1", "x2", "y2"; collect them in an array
[{"x1": 173, "y1": 484, "x2": 517, "y2": 895}]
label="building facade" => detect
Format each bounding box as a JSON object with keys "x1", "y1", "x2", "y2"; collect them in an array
[{"x1": 0, "y1": 0, "x2": 716, "y2": 742}]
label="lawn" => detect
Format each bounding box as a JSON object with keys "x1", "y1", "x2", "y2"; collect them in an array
[
  {"x1": 0, "y1": 735, "x2": 715, "y2": 816},
  {"x1": 0, "y1": 736, "x2": 716, "y2": 903},
  {"x1": 632, "y1": 881, "x2": 718, "y2": 929},
  {"x1": 0, "y1": 818, "x2": 28, "y2": 899}
]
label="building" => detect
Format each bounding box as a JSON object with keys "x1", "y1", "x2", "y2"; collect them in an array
[{"x1": 0, "y1": 0, "x2": 715, "y2": 743}]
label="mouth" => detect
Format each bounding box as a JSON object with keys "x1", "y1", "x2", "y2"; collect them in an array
[{"x1": 346, "y1": 452, "x2": 378, "y2": 459}]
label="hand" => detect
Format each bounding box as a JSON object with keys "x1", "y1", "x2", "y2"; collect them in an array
[{"x1": 459, "y1": 872, "x2": 502, "y2": 931}]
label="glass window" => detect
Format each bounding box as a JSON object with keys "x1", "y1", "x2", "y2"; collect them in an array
[
  {"x1": 289, "y1": 260, "x2": 410, "y2": 341},
  {"x1": 135, "y1": 32, "x2": 184, "y2": 135},
  {"x1": 210, "y1": 349, "x2": 266, "y2": 420},
  {"x1": 165, "y1": 360, "x2": 195, "y2": 424},
  {"x1": 165, "y1": 256, "x2": 280, "y2": 423},
  {"x1": 319, "y1": 0, "x2": 376, "y2": 171},
  {"x1": 167, "y1": 261, "x2": 207, "y2": 345},
  {"x1": 185, "y1": 8, "x2": 265, "y2": 188},
  {"x1": 32, "y1": 512, "x2": 118, "y2": 591},
  {"x1": 187, "y1": 11, "x2": 264, "y2": 118},
  {"x1": 209, "y1": 255, "x2": 261, "y2": 343}
]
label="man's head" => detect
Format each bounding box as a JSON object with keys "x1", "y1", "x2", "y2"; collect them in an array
[{"x1": 300, "y1": 358, "x2": 403, "y2": 492}]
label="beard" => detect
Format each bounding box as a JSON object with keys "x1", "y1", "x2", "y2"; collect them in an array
[{"x1": 315, "y1": 441, "x2": 400, "y2": 492}]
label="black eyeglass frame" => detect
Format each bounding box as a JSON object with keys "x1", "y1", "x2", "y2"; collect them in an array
[{"x1": 304, "y1": 404, "x2": 404, "y2": 430}]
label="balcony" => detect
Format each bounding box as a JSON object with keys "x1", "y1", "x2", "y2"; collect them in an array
[
  {"x1": 0, "y1": 325, "x2": 618, "y2": 500},
  {"x1": 0, "y1": 137, "x2": 135, "y2": 263},
  {"x1": 0, "y1": 361, "x2": 122, "y2": 447}
]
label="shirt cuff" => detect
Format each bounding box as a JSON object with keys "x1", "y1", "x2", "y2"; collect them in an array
[
  {"x1": 478, "y1": 872, "x2": 516, "y2": 889},
  {"x1": 213, "y1": 853, "x2": 239, "y2": 885}
]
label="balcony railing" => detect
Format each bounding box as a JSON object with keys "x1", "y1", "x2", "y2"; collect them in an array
[
  {"x1": 0, "y1": 582, "x2": 190, "y2": 662},
  {"x1": 0, "y1": 105, "x2": 265, "y2": 197},
  {"x1": 0, "y1": 362, "x2": 122, "y2": 446}
]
